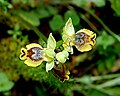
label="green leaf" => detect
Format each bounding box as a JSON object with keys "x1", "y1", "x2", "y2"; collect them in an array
[
  {"x1": 47, "y1": 6, "x2": 58, "y2": 15},
  {"x1": 91, "y1": 0, "x2": 106, "y2": 7},
  {"x1": 7, "y1": 30, "x2": 13, "y2": 35},
  {"x1": 0, "y1": 72, "x2": 14, "y2": 92},
  {"x1": 105, "y1": 55, "x2": 116, "y2": 71},
  {"x1": 72, "y1": 0, "x2": 105, "y2": 7},
  {"x1": 96, "y1": 31, "x2": 116, "y2": 50},
  {"x1": 7, "y1": 25, "x2": 22, "y2": 40},
  {"x1": 110, "y1": 0, "x2": 120, "y2": 16},
  {"x1": 56, "y1": 40, "x2": 63, "y2": 48},
  {"x1": 105, "y1": 87, "x2": 120, "y2": 96},
  {"x1": 97, "y1": 55, "x2": 116, "y2": 73},
  {"x1": 90, "y1": 90, "x2": 107, "y2": 96},
  {"x1": 64, "y1": 10, "x2": 80, "y2": 26},
  {"x1": 80, "y1": 76, "x2": 93, "y2": 84},
  {"x1": 47, "y1": 33, "x2": 56, "y2": 50},
  {"x1": 12, "y1": 0, "x2": 20, "y2": 3},
  {"x1": 14, "y1": 24, "x2": 20, "y2": 31},
  {"x1": 114, "y1": 43, "x2": 120, "y2": 56},
  {"x1": 46, "y1": 61, "x2": 54, "y2": 72},
  {"x1": 7, "y1": 3, "x2": 13, "y2": 8},
  {"x1": 18, "y1": 10, "x2": 40, "y2": 26},
  {"x1": 72, "y1": 0, "x2": 87, "y2": 7},
  {"x1": 97, "y1": 60, "x2": 105, "y2": 73},
  {"x1": 35, "y1": 8, "x2": 50, "y2": 19},
  {"x1": 49, "y1": 15, "x2": 64, "y2": 31},
  {"x1": 21, "y1": 0, "x2": 28, "y2": 4},
  {"x1": 0, "y1": 0, "x2": 13, "y2": 12},
  {"x1": 56, "y1": 50, "x2": 69, "y2": 63}
]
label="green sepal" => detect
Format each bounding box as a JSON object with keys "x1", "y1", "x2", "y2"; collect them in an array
[
  {"x1": 56, "y1": 50, "x2": 69, "y2": 63},
  {"x1": 46, "y1": 60, "x2": 54, "y2": 72},
  {"x1": 47, "y1": 33, "x2": 56, "y2": 50},
  {"x1": 44, "y1": 49, "x2": 55, "y2": 61}
]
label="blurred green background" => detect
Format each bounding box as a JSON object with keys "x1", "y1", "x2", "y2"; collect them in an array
[{"x1": 0, "y1": 0, "x2": 120, "y2": 96}]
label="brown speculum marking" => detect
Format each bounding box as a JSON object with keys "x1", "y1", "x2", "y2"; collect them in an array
[
  {"x1": 74, "y1": 32, "x2": 89, "y2": 46},
  {"x1": 27, "y1": 47, "x2": 43, "y2": 62}
]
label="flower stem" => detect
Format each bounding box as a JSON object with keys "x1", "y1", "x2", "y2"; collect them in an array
[
  {"x1": 80, "y1": 13, "x2": 100, "y2": 35},
  {"x1": 73, "y1": 73, "x2": 120, "y2": 82},
  {"x1": 96, "y1": 77, "x2": 120, "y2": 88}
]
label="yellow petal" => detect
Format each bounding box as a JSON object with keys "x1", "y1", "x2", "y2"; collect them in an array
[
  {"x1": 20, "y1": 48, "x2": 27, "y2": 60},
  {"x1": 76, "y1": 28, "x2": 94, "y2": 36},
  {"x1": 24, "y1": 58, "x2": 43, "y2": 67},
  {"x1": 26, "y1": 43, "x2": 43, "y2": 50},
  {"x1": 75, "y1": 44, "x2": 92, "y2": 52},
  {"x1": 90, "y1": 33, "x2": 96, "y2": 46},
  {"x1": 64, "y1": 75, "x2": 69, "y2": 80},
  {"x1": 66, "y1": 70, "x2": 70, "y2": 75}
]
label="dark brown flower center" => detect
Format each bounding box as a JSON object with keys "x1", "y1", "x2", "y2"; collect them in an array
[
  {"x1": 74, "y1": 32, "x2": 89, "y2": 46},
  {"x1": 27, "y1": 47, "x2": 43, "y2": 62}
]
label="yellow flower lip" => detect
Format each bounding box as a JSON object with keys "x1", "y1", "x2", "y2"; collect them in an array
[
  {"x1": 74, "y1": 29, "x2": 96, "y2": 52},
  {"x1": 62, "y1": 18, "x2": 96, "y2": 53},
  {"x1": 26, "y1": 43, "x2": 43, "y2": 50},
  {"x1": 20, "y1": 48, "x2": 27, "y2": 60},
  {"x1": 20, "y1": 43, "x2": 44, "y2": 67}
]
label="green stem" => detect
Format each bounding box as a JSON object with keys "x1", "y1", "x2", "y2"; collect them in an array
[
  {"x1": 80, "y1": 13, "x2": 100, "y2": 34},
  {"x1": 90, "y1": 73, "x2": 120, "y2": 81},
  {"x1": 97, "y1": 77, "x2": 120, "y2": 88},
  {"x1": 89, "y1": 84, "x2": 114, "y2": 96},
  {"x1": 73, "y1": 73, "x2": 120, "y2": 82},
  {"x1": 75, "y1": 80, "x2": 114, "y2": 96}
]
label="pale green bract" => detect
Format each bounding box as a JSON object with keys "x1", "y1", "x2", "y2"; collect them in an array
[
  {"x1": 45, "y1": 33, "x2": 56, "y2": 72},
  {"x1": 46, "y1": 61, "x2": 55, "y2": 72},
  {"x1": 47, "y1": 33, "x2": 56, "y2": 50},
  {"x1": 62, "y1": 18, "x2": 75, "y2": 54},
  {"x1": 44, "y1": 49, "x2": 55, "y2": 61},
  {"x1": 62, "y1": 18, "x2": 75, "y2": 38},
  {"x1": 56, "y1": 50, "x2": 69, "y2": 63}
]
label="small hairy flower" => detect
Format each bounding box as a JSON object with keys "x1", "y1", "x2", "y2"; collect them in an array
[
  {"x1": 74, "y1": 29, "x2": 96, "y2": 52},
  {"x1": 20, "y1": 43, "x2": 44, "y2": 67},
  {"x1": 20, "y1": 33, "x2": 57, "y2": 72},
  {"x1": 62, "y1": 18, "x2": 75, "y2": 54},
  {"x1": 53, "y1": 64, "x2": 70, "y2": 82},
  {"x1": 62, "y1": 18, "x2": 96, "y2": 53}
]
